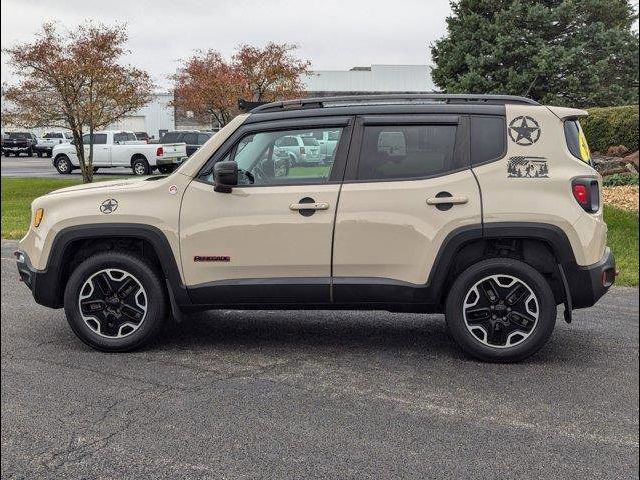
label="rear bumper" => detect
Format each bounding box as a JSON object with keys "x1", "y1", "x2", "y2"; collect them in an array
[
  {"x1": 156, "y1": 156, "x2": 187, "y2": 166},
  {"x1": 563, "y1": 247, "x2": 616, "y2": 309}
]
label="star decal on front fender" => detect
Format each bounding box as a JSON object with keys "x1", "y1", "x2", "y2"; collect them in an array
[
  {"x1": 100, "y1": 198, "x2": 118, "y2": 214},
  {"x1": 508, "y1": 116, "x2": 541, "y2": 146}
]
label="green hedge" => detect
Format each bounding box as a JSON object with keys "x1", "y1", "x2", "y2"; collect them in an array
[
  {"x1": 582, "y1": 105, "x2": 639, "y2": 153},
  {"x1": 603, "y1": 173, "x2": 639, "y2": 187}
]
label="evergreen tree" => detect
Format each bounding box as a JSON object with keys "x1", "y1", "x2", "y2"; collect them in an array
[{"x1": 430, "y1": 0, "x2": 639, "y2": 107}]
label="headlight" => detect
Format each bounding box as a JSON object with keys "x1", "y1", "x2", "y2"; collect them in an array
[{"x1": 33, "y1": 208, "x2": 44, "y2": 227}]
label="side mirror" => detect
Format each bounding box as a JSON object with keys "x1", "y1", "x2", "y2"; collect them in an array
[{"x1": 214, "y1": 160, "x2": 238, "y2": 193}]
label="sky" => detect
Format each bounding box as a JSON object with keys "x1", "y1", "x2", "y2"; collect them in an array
[{"x1": 0, "y1": 0, "x2": 453, "y2": 89}]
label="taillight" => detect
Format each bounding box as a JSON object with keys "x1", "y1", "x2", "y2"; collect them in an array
[
  {"x1": 156, "y1": 147, "x2": 163, "y2": 156},
  {"x1": 572, "y1": 184, "x2": 588, "y2": 205},
  {"x1": 571, "y1": 178, "x2": 599, "y2": 213},
  {"x1": 300, "y1": 147, "x2": 305, "y2": 154}
]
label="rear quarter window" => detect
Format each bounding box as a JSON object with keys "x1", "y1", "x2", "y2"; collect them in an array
[
  {"x1": 470, "y1": 116, "x2": 506, "y2": 165},
  {"x1": 564, "y1": 120, "x2": 591, "y2": 163}
]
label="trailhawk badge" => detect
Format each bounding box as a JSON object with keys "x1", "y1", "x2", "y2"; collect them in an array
[{"x1": 100, "y1": 198, "x2": 118, "y2": 214}]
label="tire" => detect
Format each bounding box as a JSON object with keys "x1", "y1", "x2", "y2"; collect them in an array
[
  {"x1": 131, "y1": 156, "x2": 150, "y2": 175},
  {"x1": 27, "y1": 148, "x2": 33, "y2": 157},
  {"x1": 54, "y1": 155, "x2": 72, "y2": 174},
  {"x1": 37, "y1": 151, "x2": 43, "y2": 158},
  {"x1": 157, "y1": 165, "x2": 174, "y2": 174},
  {"x1": 445, "y1": 258, "x2": 556, "y2": 363},
  {"x1": 63, "y1": 251, "x2": 167, "y2": 352}
]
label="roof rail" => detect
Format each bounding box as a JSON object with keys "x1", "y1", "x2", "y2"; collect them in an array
[{"x1": 251, "y1": 94, "x2": 540, "y2": 113}]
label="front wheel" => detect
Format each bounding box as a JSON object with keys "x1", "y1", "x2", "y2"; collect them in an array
[
  {"x1": 54, "y1": 155, "x2": 72, "y2": 174},
  {"x1": 445, "y1": 258, "x2": 556, "y2": 363},
  {"x1": 26, "y1": 148, "x2": 33, "y2": 157},
  {"x1": 64, "y1": 251, "x2": 167, "y2": 352},
  {"x1": 37, "y1": 151, "x2": 43, "y2": 158},
  {"x1": 132, "y1": 157, "x2": 150, "y2": 175}
]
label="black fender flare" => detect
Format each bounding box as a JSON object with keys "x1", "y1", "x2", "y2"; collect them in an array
[
  {"x1": 33, "y1": 223, "x2": 188, "y2": 309},
  {"x1": 424, "y1": 222, "x2": 577, "y2": 304}
]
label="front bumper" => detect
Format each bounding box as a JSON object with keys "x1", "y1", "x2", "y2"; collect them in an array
[
  {"x1": 15, "y1": 250, "x2": 63, "y2": 308},
  {"x1": 563, "y1": 247, "x2": 616, "y2": 309},
  {"x1": 3, "y1": 146, "x2": 30, "y2": 152}
]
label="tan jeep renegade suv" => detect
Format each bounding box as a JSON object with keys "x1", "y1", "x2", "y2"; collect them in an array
[{"x1": 15, "y1": 94, "x2": 616, "y2": 362}]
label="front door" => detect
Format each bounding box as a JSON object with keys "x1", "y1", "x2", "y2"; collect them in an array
[
  {"x1": 83, "y1": 133, "x2": 110, "y2": 166},
  {"x1": 180, "y1": 119, "x2": 352, "y2": 305}
]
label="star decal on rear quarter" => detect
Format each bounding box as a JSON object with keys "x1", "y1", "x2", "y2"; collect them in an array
[
  {"x1": 508, "y1": 116, "x2": 541, "y2": 146},
  {"x1": 100, "y1": 198, "x2": 118, "y2": 214}
]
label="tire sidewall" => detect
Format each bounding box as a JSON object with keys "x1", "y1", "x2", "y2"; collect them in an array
[
  {"x1": 445, "y1": 258, "x2": 557, "y2": 362},
  {"x1": 64, "y1": 252, "x2": 166, "y2": 352},
  {"x1": 55, "y1": 155, "x2": 71, "y2": 174},
  {"x1": 132, "y1": 158, "x2": 149, "y2": 175}
]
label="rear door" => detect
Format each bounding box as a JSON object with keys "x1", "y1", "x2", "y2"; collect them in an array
[{"x1": 332, "y1": 115, "x2": 482, "y2": 303}]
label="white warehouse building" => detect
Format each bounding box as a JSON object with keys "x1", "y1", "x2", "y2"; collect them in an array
[
  {"x1": 302, "y1": 64, "x2": 437, "y2": 96},
  {"x1": 107, "y1": 92, "x2": 174, "y2": 140}
]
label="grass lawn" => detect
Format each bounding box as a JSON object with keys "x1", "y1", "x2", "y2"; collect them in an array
[
  {"x1": 1, "y1": 177, "x2": 638, "y2": 286},
  {"x1": 604, "y1": 205, "x2": 639, "y2": 286}
]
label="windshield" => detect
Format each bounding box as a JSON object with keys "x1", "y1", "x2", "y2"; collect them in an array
[{"x1": 8, "y1": 133, "x2": 30, "y2": 139}]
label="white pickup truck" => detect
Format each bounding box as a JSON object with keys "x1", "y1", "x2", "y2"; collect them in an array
[{"x1": 51, "y1": 130, "x2": 187, "y2": 175}]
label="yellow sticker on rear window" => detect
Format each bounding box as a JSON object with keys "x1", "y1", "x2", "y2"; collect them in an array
[{"x1": 577, "y1": 123, "x2": 591, "y2": 162}]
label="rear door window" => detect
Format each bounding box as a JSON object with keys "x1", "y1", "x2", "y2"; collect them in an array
[
  {"x1": 162, "y1": 132, "x2": 182, "y2": 143},
  {"x1": 197, "y1": 133, "x2": 211, "y2": 145},
  {"x1": 470, "y1": 116, "x2": 506, "y2": 165},
  {"x1": 183, "y1": 133, "x2": 198, "y2": 145},
  {"x1": 357, "y1": 125, "x2": 458, "y2": 180}
]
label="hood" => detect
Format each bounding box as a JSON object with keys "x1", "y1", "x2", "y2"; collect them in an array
[{"x1": 47, "y1": 178, "x2": 150, "y2": 196}]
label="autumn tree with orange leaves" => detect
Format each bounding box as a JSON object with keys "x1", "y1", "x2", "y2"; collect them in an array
[
  {"x1": 2, "y1": 22, "x2": 154, "y2": 182},
  {"x1": 171, "y1": 43, "x2": 310, "y2": 128}
]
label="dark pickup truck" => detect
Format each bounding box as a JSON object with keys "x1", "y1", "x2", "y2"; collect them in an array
[
  {"x1": 157, "y1": 130, "x2": 213, "y2": 173},
  {"x1": 2, "y1": 132, "x2": 38, "y2": 157}
]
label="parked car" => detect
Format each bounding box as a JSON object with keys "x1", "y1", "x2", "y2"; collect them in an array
[
  {"x1": 15, "y1": 94, "x2": 615, "y2": 362},
  {"x1": 303, "y1": 129, "x2": 341, "y2": 163},
  {"x1": 51, "y1": 130, "x2": 187, "y2": 175},
  {"x1": 161, "y1": 130, "x2": 212, "y2": 157},
  {"x1": 35, "y1": 132, "x2": 73, "y2": 157},
  {"x1": 274, "y1": 134, "x2": 322, "y2": 165},
  {"x1": 2, "y1": 132, "x2": 38, "y2": 157}
]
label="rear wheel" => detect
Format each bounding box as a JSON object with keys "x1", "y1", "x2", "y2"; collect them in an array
[
  {"x1": 26, "y1": 148, "x2": 33, "y2": 157},
  {"x1": 37, "y1": 151, "x2": 43, "y2": 158},
  {"x1": 132, "y1": 156, "x2": 150, "y2": 175},
  {"x1": 445, "y1": 258, "x2": 556, "y2": 362},
  {"x1": 64, "y1": 251, "x2": 167, "y2": 352},
  {"x1": 55, "y1": 155, "x2": 72, "y2": 174}
]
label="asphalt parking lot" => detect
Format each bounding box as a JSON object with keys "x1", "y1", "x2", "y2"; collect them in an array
[
  {"x1": 1, "y1": 153, "x2": 136, "y2": 178},
  {"x1": 1, "y1": 239, "x2": 638, "y2": 479}
]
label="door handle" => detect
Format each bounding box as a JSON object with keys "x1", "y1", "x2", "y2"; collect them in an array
[
  {"x1": 289, "y1": 202, "x2": 330, "y2": 211},
  {"x1": 427, "y1": 196, "x2": 468, "y2": 205}
]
